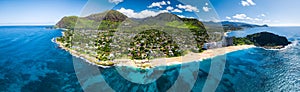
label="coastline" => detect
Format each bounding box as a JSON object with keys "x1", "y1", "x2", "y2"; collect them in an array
[
  {"x1": 55, "y1": 37, "x2": 255, "y2": 69},
  {"x1": 55, "y1": 38, "x2": 114, "y2": 68},
  {"x1": 255, "y1": 40, "x2": 297, "y2": 51}
]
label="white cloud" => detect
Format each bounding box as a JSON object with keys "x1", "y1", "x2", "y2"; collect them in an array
[
  {"x1": 167, "y1": 1, "x2": 171, "y2": 5},
  {"x1": 171, "y1": 9, "x2": 182, "y2": 13},
  {"x1": 241, "y1": 0, "x2": 256, "y2": 6},
  {"x1": 202, "y1": 2, "x2": 211, "y2": 12},
  {"x1": 205, "y1": 3, "x2": 209, "y2": 6},
  {"x1": 166, "y1": 6, "x2": 174, "y2": 10},
  {"x1": 148, "y1": 1, "x2": 167, "y2": 8},
  {"x1": 177, "y1": 15, "x2": 185, "y2": 18},
  {"x1": 232, "y1": 14, "x2": 263, "y2": 21},
  {"x1": 232, "y1": 14, "x2": 247, "y2": 19},
  {"x1": 226, "y1": 16, "x2": 231, "y2": 20},
  {"x1": 176, "y1": 4, "x2": 199, "y2": 12},
  {"x1": 241, "y1": 1, "x2": 250, "y2": 6},
  {"x1": 254, "y1": 18, "x2": 262, "y2": 21},
  {"x1": 177, "y1": 15, "x2": 194, "y2": 19},
  {"x1": 232, "y1": 14, "x2": 258, "y2": 21},
  {"x1": 202, "y1": 7, "x2": 211, "y2": 12},
  {"x1": 187, "y1": 16, "x2": 195, "y2": 19},
  {"x1": 116, "y1": 8, "x2": 169, "y2": 18},
  {"x1": 228, "y1": 13, "x2": 271, "y2": 25},
  {"x1": 246, "y1": 17, "x2": 253, "y2": 20},
  {"x1": 108, "y1": 0, "x2": 123, "y2": 4}
]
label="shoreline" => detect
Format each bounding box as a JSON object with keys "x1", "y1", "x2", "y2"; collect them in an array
[
  {"x1": 55, "y1": 37, "x2": 255, "y2": 69},
  {"x1": 55, "y1": 38, "x2": 113, "y2": 68}
]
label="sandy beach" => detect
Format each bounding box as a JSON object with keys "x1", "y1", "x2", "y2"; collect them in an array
[
  {"x1": 55, "y1": 38, "x2": 255, "y2": 69},
  {"x1": 116, "y1": 45, "x2": 255, "y2": 68}
]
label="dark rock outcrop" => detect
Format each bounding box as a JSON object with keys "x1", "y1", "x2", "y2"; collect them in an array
[{"x1": 246, "y1": 32, "x2": 291, "y2": 49}]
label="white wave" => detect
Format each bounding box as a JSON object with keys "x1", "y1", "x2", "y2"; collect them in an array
[
  {"x1": 258, "y1": 40, "x2": 298, "y2": 51},
  {"x1": 73, "y1": 55, "x2": 112, "y2": 68},
  {"x1": 279, "y1": 40, "x2": 298, "y2": 50},
  {"x1": 51, "y1": 38, "x2": 56, "y2": 43}
]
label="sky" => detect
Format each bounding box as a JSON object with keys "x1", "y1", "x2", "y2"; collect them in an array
[
  {"x1": 210, "y1": 0, "x2": 300, "y2": 26},
  {"x1": 0, "y1": 0, "x2": 300, "y2": 26},
  {"x1": 0, "y1": 0, "x2": 87, "y2": 25}
]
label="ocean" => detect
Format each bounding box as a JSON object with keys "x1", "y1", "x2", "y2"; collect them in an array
[{"x1": 0, "y1": 26, "x2": 299, "y2": 92}]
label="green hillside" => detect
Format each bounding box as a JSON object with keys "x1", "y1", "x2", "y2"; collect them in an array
[{"x1": 56, "y1": 10, "x2": 210, "y2": 61}]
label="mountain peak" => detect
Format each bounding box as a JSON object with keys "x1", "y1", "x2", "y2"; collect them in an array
[
  {"x1": 153, "y1": 13, "x2": 180, "y2": 21},
  {"x1": 86, "y1": 10, "x2": 128, "y2": 22}
]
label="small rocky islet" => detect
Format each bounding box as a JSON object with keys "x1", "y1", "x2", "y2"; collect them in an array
[{"x1": 227, "y1": 32, "x2": 291, "y2": 49}]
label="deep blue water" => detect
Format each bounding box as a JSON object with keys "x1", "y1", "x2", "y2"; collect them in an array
[{"x1": 0, "y1": 26, "x2": 299, "y2": 92}]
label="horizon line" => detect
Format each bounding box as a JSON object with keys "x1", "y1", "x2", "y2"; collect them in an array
[
  {"x1": 268, "y1": 24, "x2": 300, "y2": 27},
  {"x1": 0, "y1": 24, "x2": 55, "y2": 26},
  {"x1": 1, "y1": 23, "x2": 300, "y2": 27}
]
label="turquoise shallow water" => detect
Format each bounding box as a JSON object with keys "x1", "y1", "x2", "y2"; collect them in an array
[
  {"x1": 0, "y1": 26, "x2": 82, "y2": 91},
  {"x1": 0, "y1": 26, "x2": 299, "y2": 92}
]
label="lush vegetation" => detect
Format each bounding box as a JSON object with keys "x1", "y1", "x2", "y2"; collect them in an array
[
  {"x1": 232, "y1": 37, "x2": 253, "y2": 45},
  {"x1": 56, "y1": 16, "x2": 78, "y2": 30},
  {"x1": 95, "y1": 29, "x2": 117, "y2": 61},
  {"x1": 94, "y1": 22, "x2": 122, "y2": 61},
  {"x1": 56, "y1": 10, "x2": 211, "y2": 61},
  {"x1": 230, "y1": 32, "x2": 291, "y2": 49},
  {"x1": 56, "y1": 10, "x2": 127, "y2": 30},
  {"x1": 180, "y1": 18, "x2": 208, "y2": 52},
  {"x1": 129, "y1": 29, "x2": 182, "y2": 60},
  {"x1": 97, "y1": 20, "x2": 121, "y2": 30},
  {"x1": 166, "y1": 21, "x2": 198, "y2": 29},
  {"x1": 56, "y1": 30, "x2": 73, "y2": 48}
]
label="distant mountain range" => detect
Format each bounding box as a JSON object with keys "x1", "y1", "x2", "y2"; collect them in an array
[{"x1": 203, "y1": 21, "x2": 268, "y2": 31}]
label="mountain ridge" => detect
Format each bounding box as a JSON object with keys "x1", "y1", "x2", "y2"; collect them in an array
[
  {"x1": 203, "y1": 21, "x2": 268, "y2": 31},
  {"x1": 55, "y1": 10, "x2": 267, "y2": 31}
]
